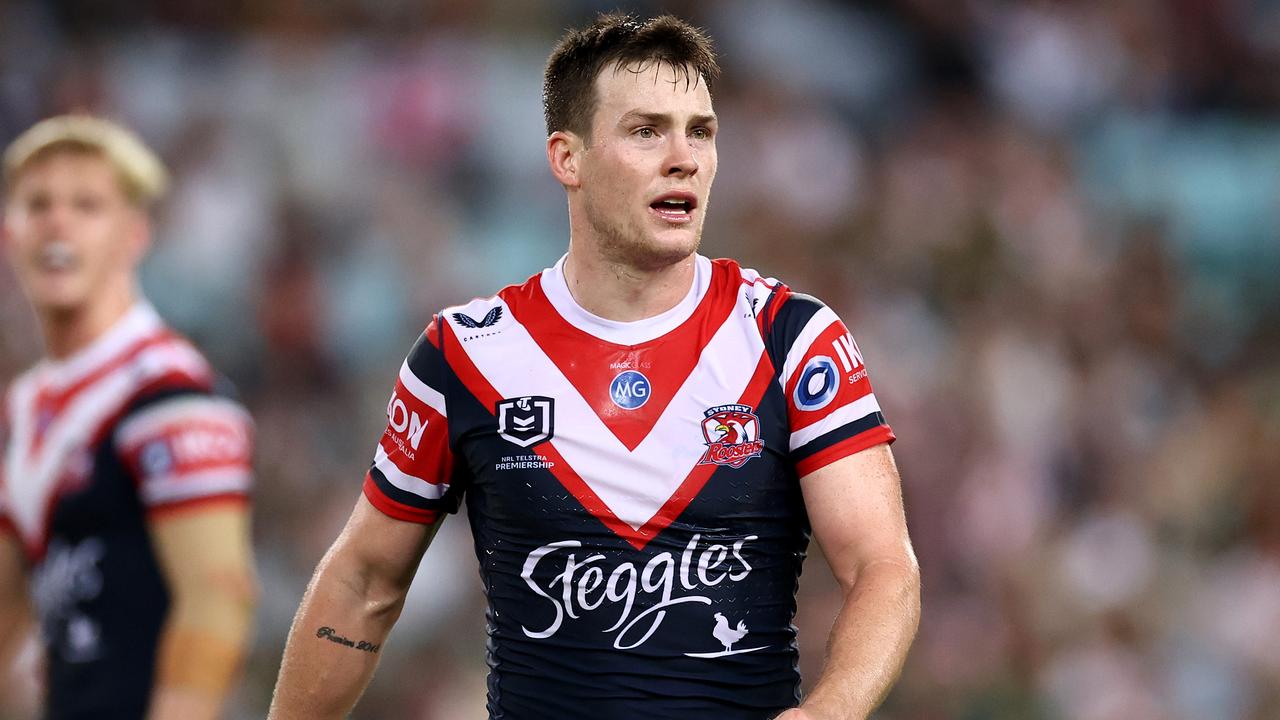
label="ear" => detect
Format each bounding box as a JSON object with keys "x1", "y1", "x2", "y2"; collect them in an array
[{"x1": 547, "y1": 131, "x2": 584, "y2": 188}]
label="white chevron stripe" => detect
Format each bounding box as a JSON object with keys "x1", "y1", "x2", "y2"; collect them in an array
[
  {"x1": 3, "y1": 337, "x2": 211, "y2": 548},
  {"x1": 449, "y1": 295, "x2": 765, "y2": 531}
]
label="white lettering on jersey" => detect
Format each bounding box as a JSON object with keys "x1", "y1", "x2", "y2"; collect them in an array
[
  {"x1": 31, "y1": 537, "x2": 106, "y2": 663},
  {"x1": 520, "y1": 534, "x2": 758, "y2": 651},
  {"x1": 831, "y1": 332, "x2": 864, "y2": 373},
  {"x1": 386, "y1": 391, "x2": 428, "y2": 451}
]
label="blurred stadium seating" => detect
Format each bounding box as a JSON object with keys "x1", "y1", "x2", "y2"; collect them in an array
[{"x1": 1, "y1": 1, "x2": 1277, "y2": 718}]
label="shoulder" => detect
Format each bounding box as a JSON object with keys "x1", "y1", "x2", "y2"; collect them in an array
[
  {"x1": 117, "y1": 323, "x2": 246, "y2": 433},
  {"x1": 435, "y1": 270, "x2": 542, "y2": 339},
  {"x1": 127, "y1": 329, "x2": 217, "y2": 396},
  {"x1": 712, "y1": 258, "x2": 836, "y2": 337}
]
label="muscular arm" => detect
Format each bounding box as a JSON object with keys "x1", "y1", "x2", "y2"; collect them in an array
[
  {"x1": 268, "y1": 495, "x2": 439, "y2": 720},
  {"x1": 146, "y1": 504, "x2": 257, "y2": 720},
  {"x1": 779, "y1": 444, "x2": 921, "y2": 720}
]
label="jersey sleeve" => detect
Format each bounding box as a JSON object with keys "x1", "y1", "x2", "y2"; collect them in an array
[
  {"x1": 362, "y1": 321, "x2": 458, "y2": 524},
  {"x1": 764, "y1": 291, "x2": 895, "y2": 477},
  {"x1": 114, "y1": 392, "x2": 254, "y2": 514}
]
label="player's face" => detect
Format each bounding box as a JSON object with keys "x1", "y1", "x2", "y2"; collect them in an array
[
  {"x1": 579, "y1": 60, "x2": 717, "y2": 270},
  {"x1": 2, "y1": 152, "x2": 146, "y2": 316}
]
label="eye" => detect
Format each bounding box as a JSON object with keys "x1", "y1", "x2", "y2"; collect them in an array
[
  {"x1": 636, "y1": 127, "x2": 655, "y2": 139},
  {"x1": 691, "y1": 127, "x2": 711, "y2": 141}
]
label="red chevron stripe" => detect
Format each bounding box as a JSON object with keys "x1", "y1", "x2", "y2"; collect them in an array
[{"x1": 503, "y1": 260, "x2": 740, "y2": 452}]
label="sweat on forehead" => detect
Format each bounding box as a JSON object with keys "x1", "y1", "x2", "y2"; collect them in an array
[{"x1": 606, "y1": 58, "x2": 706, "y2": 92}]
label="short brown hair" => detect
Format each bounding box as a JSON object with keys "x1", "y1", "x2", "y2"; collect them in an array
[
  {"x1": 3, "y1": 115, "x2": 169, "y2": 206},
  {"x1": 543, "y1": 13, "x2": 719, "y2": 137}
]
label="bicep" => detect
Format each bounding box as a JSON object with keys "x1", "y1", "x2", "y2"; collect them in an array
[
  {"x1": 148, "y1": 504, "x2": 256, "y2": 602},
  {"x1": 799, "y1": 443, "x2": 916, "y2": 590},
  {"x1": 323, "y1": 494, "x2": 442, "y2": 597}
]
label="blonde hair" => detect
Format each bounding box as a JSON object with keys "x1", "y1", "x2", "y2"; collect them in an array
[{"x1": 3, "y1": 114, "x2": 169, "y2": 206}]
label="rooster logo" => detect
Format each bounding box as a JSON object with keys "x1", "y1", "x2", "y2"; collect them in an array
[
  {"x1": 712, "y1": 613, "x2": 748, "y2": 652},
  {"x1": 699, "y1": 405, "x2": 764, "y2": 468},
  {"x1": 684, "y1": 612, "x2": 767, "y2": 659}
]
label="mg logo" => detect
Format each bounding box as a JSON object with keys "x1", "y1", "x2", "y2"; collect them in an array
[
  {"x1": 496, "y1": 396, "x2": 555, "y2": 448},
  {"x1": 609, "y1": 370, "x2": 651, "y2": 410}
]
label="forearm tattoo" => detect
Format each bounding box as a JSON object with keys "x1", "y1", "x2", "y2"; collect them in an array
[{"x1": 315, "y1": 626, "x2": 381, "y2": 653}]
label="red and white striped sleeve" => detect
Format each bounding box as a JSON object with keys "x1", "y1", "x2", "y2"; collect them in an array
[
  {"x1": 115, "y1": 394, "x2": 254, "y2": 515},
  {"x1": 362, "y1": 321, "x2": 458, "y2": 524},
  {"x1": 763, "y1": 292, "x2": 895, "y2": 477}
]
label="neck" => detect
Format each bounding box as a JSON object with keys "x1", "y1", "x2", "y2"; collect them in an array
[
  {"x1": 562, "y1": 242, "x2": 696, "y2": 322},
  {"x1": 38, "y1": 284, "x2": 138, "y2": 360}
]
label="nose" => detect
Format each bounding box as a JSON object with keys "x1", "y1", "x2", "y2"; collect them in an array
[
  {"x1": 37, "y1": 202, "x2": 74, "y2": 239},
  {"x1": 663, "y1": 137, "x2": 698, "y2": 177}
]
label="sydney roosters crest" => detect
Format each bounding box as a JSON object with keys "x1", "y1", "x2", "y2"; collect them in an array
[{"x1": 698, "y1": 404, "x2": 764, "y2": 468}]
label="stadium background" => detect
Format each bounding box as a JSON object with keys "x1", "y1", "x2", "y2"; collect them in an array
[{"x1": 1, "y1": 0, "x2": 1279, "y2": 718}]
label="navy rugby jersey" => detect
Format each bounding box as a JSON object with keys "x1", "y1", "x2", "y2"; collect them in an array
[
  {"x1": 363, "y1": 255, "x2": 894, "y2": 719},
  {"x1": 0, "y1": 303, "x2": 253, "y2": 720}
]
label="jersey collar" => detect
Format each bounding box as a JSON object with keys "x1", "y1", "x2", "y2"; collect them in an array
[
  {"x1": 35, "y1": 300, "x2": 164, "y2": 389},
  {"x1": 539, "y1": 254, "x2": 713, "y2": 346}
]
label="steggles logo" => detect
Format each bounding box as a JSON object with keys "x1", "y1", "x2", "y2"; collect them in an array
[{"x1": 520, "y1": 533, "x2": 757, "y2": 651}]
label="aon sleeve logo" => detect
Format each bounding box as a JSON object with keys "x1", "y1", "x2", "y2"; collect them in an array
[{"x1": 387, "y1": 390, "x2": 429, "y2": 451}]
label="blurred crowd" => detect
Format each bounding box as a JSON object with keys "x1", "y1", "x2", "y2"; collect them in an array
[{"x1": 2, "y1": 1, "x2": 1279, "y2": 718}]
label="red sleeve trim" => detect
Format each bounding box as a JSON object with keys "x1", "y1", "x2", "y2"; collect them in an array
[
  {"x1": 362, "y1": 474, "x2": 439, "y2": 524},
  {"x1": 0, "y1": 515, "x2": 15, "y2": 539},
  {"x1": 145, "y1": 492, "x2": 250, "y2": 520},
  {"x1": 794, "y1": 426, "x2": 896, "y2": 478}
]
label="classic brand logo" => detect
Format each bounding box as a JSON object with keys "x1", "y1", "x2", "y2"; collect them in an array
[
  {"x1": 452, "y1": 307, "x2": 503, "y2": 329},
  {"x1": 609, "y1": 370, "x2": 650, "y2": 410},
  {"x1": 386, "y1": 390, "x2": 428, "y2": 452},
  {"x1": 698, "y1": 404, "x2": 764, "y2": 468},
  {"x1": 520, "y1": 533, "x2": 760, "y2": 653},
  {"x1": 496, "y1": 396, "x2": 555, "y2": 448},
  {"x1": 794, "y1": 355, "x2": 840, "y2": 412}
]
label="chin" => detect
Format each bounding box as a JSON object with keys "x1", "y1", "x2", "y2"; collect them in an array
[
  {"x1": 25, "y1": 284, "x2": 91, "y2": 317},
  {"x1": 588, "y1": 207, "x2": 703, "y2": 271},
  {"x1": 625, "y1": 236, "x2": 699, "y2": 271}
]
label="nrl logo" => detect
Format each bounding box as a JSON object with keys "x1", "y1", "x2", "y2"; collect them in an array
[
  {"x1": 496, "y1": 396, "x2": 555, "y2": 448},
  {"x1": 698, "y1": 404, "x2": 764, "y2": 469},
  {"x1": 452, "y1": 307, "x2": 503, "y2": 329}
]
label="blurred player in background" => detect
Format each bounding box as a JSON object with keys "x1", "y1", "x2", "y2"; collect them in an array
[
  {"x1": 271, "y1": 13, "x2": 918, "y2": 720},
  {"x1": 0, "y1": 116, "x2": 257, "y2": 719}
]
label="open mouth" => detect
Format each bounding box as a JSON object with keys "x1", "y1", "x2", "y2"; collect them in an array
[
  {"x1": 38, "y1": 241, "x2": 78, "y2": 272},
  {"x1": 649, "y1": 192, "x2": 698, "y2": 224}
]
